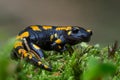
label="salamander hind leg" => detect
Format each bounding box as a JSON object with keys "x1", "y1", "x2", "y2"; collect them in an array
[
  {"x1": 25, "y1": 55, "x2": 52, "y2": 71},
  {"x1": 12, "y1": 30, "x2": 52, "y2": 71},
  {"x1": 26, "y1": 43, "x2": 52, "y2": 71},
  {"x1": 12, "y1": 41, "x2": 52, "y2": 71}
]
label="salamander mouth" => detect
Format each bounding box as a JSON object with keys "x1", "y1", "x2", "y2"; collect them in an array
[
  {"x1": 67, "y1": 37, "x2": 89, "y2": 45},
  {"x1": 65, "y1": 35, "x2": 91, "y2": 45},
  {"x1": 77, "y1": 35, "x2": 91, "y2": 42},
  {"x1": 83, "y1": 38, "x2": 90, "y2": 42}
]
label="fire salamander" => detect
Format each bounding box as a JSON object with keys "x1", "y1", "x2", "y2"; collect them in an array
[{"x1": 11, "y1": 25, "x2": 92, "y2": 71}]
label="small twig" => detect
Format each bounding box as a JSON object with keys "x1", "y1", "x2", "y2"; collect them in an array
[{"x1": 108, "y1": 41, "x2": 118, "y2": 58}]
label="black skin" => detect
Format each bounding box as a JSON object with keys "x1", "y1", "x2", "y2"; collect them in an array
[{"x1": 11, "y1": 25, "x2": 92, "y2": 71}]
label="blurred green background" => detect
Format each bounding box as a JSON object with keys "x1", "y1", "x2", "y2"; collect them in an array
[{"x1": 0, "y1": 0, "x2": 120, "y2": 46}]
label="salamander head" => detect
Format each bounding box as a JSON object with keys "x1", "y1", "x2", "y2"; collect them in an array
[{"x1": 67, "y1": 26, "x2": 92, "y2": 45}]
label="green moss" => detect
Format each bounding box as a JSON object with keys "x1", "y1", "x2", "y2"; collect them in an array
[{"x1": 0, "y1": 40, "x2": 120, "y2": 80}]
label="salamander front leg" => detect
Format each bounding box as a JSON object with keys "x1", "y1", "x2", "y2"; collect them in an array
[{"x1": 51, "y1": 35, "x2": 67, "y2": 52}]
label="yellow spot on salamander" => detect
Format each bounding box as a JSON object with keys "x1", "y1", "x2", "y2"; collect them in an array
[
  {"x1": 14, "y1": 41, "x2": 23, "y2": 48},
  {"x1": 50, "y1": 35, "x2": 54, "y2": 41},
  {"x1": 23, "y1": 53, "x2": 28, "y2": 57},
  {"x1": 16, "y1": 32, "x2": 29, "y2": 39},
  {"x1": 44, "y1": 65, "x2": 49, "y2": 69},
  {"x1": 30, "y1": 26, "x2": 41, "y2": 31},
  {"x1": 56, "y1": 26, "x2": 72, "y2": 31},
  {"x1": 55, "y1": 39, "x2": 62, "y2": 44},
  {"x1": 18, "y1": 49, "x2": 28, "y2": 57},
  {"x1": 33, "y1": 44, "x2": 40, "y2": 49},
  {"x1": 18, "y1": 49, "x2": 27, "y2": 55},
  {"x1": 43, "y1": 26, "x2": 52, "y2": 30},
  {"x1": 38, "y1": 61, "x2": 42, "y2": 65},
  {"x1": 50, "y1": 33, "x2": 58, "y2": 41},
  {"x1": 54, "y1": 33, "x2": 58, "y2": 38},
  {"x1": 58, "y1": 45, "x2": 61, "y2": 49},
  {"x1": 29, "y1": 54, "x2": 32, "y2": 59},
  {"x1": 87, "y1": 29, "x2": 91, "y2": 32},
  {"x1": 18, "y1": 49, "x2": 22, "y2": 54},
  {"x1": 68, "y1": 31, "x2": 72, "y2": 35}
]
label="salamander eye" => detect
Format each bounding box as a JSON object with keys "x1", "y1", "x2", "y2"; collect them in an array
[{"x1": 72, "y1": 28, "x2": 79, "y2": 33}]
